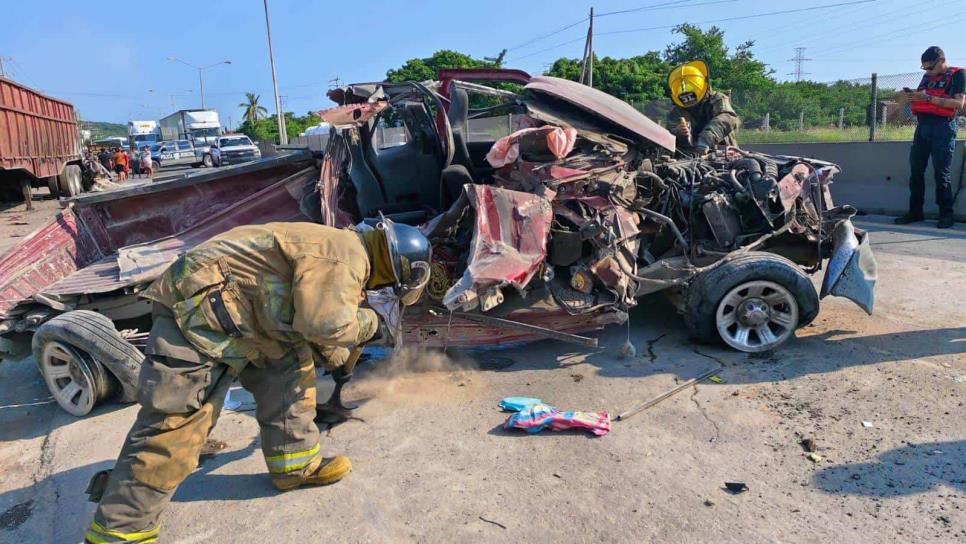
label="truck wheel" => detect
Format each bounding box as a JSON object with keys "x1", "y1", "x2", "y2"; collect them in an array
[
  {"x1": 152, "y1": 160, "x2": 161, "y2": 171},
  {"x1": 684, "y1": 251, "x2": 819, "y2": 353},
  {"x1": 32, "y1": 310, "x2": 143, "y2": 416},
  {"x1": 58, "y1": 164, "x2": 83, "y2": 197},
  {"x1": 47, "y1": 176, "x2": 61, "y2": 199},
  {"x1": 202, "y1": 154, "x2": 214, "y2": 168}
]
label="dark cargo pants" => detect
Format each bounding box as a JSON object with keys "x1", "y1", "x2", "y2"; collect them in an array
[
  {"x1": 909, "y1": 115, "x2": 957, "y2": 218},
  {"x1": 86, "y1": 313, "x2": 321, "y2": 543}
]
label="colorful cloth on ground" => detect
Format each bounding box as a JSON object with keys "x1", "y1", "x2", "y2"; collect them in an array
[
  {"x1": 504, "y1": 403, "x2": 611, "y2": 436},
  {"x1": 498, "y1": 396, "x2": 543, "y2": 412}
]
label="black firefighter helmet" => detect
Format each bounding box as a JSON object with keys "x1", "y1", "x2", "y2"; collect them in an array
[{"x1": 376, "y1": 213, "x2": 432, "y2": 306}]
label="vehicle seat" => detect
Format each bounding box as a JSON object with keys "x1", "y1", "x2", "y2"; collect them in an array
[
  {"x1": 440, "y1": 164, "x2": 473, "y2": 208},
  {"x1": 447, "y1": 87, "x2": 477, "y2": 180}
]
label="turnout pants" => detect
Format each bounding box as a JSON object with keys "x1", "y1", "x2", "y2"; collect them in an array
[
  {"x1": 86, "y1": 313, "x2": 321, "y2": 544},
  {"x1": 909, "y1": 115, "x2": 957, "y2": 218}
]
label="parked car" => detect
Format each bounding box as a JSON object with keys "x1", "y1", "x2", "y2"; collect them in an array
[
  {"x1": 211, "y1": 134, "x2": 261, "y2": 166},
  {"x1": 151, "y1": 139, "x2": 226, "y2": 169},
  {"x1": 151, "y1": 140, "x2": 198, "y2": 169}
]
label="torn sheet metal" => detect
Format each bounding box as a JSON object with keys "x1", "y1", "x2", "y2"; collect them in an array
[
  {"x1": 443, "y1": 185, "x2": 552, "y2": 312},
  {"x1": 820, "y1": 219, "x2": 877, "y2": 314},
  {"x1": 317, "y1": 102, "x2": 388, "y2": 127}
]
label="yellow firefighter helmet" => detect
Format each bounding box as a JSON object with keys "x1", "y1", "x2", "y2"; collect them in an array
[{"x1": 668, "y1": 60, "x2": 710, "y2": 109}]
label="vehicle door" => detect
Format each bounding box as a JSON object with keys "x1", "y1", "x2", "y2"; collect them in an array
[
  {"x1": 158, "y1": 142, "x2": 179, "y2": 166},
  {"x1": 358, "y1": 85, "x2": 448, "y2": 219},
  {"x1": 176, "y1": 140, "x2": 195, "y2": 165}
]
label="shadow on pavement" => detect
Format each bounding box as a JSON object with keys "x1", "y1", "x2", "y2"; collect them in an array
[
  {"x1": 814, "y1": 440, "x2": 966, "y2": 497},
  {"x1": 171, "y1": 439, "x2": 282, "y2": 502},
  {"x1": 436, "y1": 293, "x2": 964, "y2": 386}
]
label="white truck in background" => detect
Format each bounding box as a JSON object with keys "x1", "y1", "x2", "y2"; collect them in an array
[
  {"x1": 127, "y1": 120, "x2": 159, "y2": 148},
  {"x1": 158, "y1": 109, "x2": 221, "y2": 148}
]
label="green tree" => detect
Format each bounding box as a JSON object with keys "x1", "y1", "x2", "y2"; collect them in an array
[
  {"x1": 239, "y1": 110, "x2": 321, "y2": 142},
  {"x1": 239, "y1": 93, "x2": 269, "y2": 126},
  {"x1": 385, "y1": 49, "x2": 504, "y2": 82},
  {"x1": 663, "y1": 24, "x2": 773, "y2": 96},
  {"x1": 546, "y1": 52, "x2": 670, "y2": 104}
]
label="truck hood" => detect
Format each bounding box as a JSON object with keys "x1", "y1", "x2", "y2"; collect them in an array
[{"x1": 523, "y1": 76, "x2": 676, "y2": 152}]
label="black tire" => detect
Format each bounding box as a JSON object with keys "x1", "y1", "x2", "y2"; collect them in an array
[
  {"x1": 58, "y1": 164, "x2": 83, "y2": 197},
  {"x1": 47, "y1": 176, "x2": 61, "y2": 199},
  {"x1": 202, "y1": 154, "x2": 214, "y2": 168},
  {"x1": 684, "y1": 251, "x2": 819, "y2": 347},
  {"x1": 32, "y1": 310, "x2": 143, "y2": 412},
  {"x1": 152, "y1": 160, "x2": 161, "y2": 171}
]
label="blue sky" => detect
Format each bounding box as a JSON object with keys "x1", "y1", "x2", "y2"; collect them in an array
[{"x1": 2, "y1": 0, "x2": 963, "y2": 125}]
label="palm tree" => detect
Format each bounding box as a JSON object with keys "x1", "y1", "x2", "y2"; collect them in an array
[{"x1": 240, "y1": 93, "x2": 268, "y2": 126}]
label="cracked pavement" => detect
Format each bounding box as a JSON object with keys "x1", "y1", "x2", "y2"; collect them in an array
[{"x1": 0, "y1": 215, "x2": 964, "y2": 543}]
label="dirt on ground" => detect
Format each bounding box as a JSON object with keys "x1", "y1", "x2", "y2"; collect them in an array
[{"x1": 0, "y1": 216, "x2": 963, "y2": 543}]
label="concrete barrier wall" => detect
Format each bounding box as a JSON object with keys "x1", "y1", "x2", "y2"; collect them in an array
[{"x1": 744, "y1": 141, "x2": 966, "y2": 220}]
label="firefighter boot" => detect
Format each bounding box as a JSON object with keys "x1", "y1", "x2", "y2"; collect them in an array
[{"x1": 272, "y1": 454, "x2": 352, "y2": 491}]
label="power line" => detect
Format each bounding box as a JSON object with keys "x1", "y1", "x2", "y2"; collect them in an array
[
  {"x1": 812, "y1": 10, "x2": 966, "y2": 56},
  {"x1": 596, "y1": 0, "x2": 877, "y2": 37},
  {"x1": 596, "y1": 0, "x2": 703, "y2": 18},
  {"x1": 506, "y1": 0, "x2": 734, "y2": 56},
  {"x1": 758, "y1": 0, "x2": 949, "y2": 58},
  {"x1": 507, "y1": 17, "x2": 588, "y2": 52},
  {"x1": 510, "y1": 0, "x2": 877, "y2": 63},
  {"x1": 789, "y1": 48, "x2": 812, "y2": 81}
]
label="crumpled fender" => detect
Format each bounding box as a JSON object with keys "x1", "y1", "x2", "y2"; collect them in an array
[{"x1": 820, "y1": 218, "x2": 877, "y2": 314}]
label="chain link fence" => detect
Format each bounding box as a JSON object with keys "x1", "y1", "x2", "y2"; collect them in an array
[{"x1": 632, "y1": 72, "x2": 966, "y2": 145}]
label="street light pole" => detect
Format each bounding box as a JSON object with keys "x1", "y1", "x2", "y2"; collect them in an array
[
  {"x1": 263, "y1": 0, "x2": 288, "y2": 145},
  {"x1": 167, "y1": 57, "x2": 231, "y2": 110},
  {"x1": 199, "y1": 69, "x2": 205, "y2": 109}
]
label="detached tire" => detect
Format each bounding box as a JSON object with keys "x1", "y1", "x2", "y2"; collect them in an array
[
  {"x1": 684, "y1": 251, "x2": 818, "y2": 352},
  {"x1": 32, "y1": 310, "x2": 143, "y2": 416},
  {"x1": 58, "y1": 164, "x2": 83, "y2": 197},
  {"x1": 47, "y1": 176, "x2": 61, "y2": 199}
]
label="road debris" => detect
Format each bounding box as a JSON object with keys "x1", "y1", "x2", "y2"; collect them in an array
[
  {"x1": 479, "y1": 516, "x2": 507, "y2": 530},
  {"x1": 861, "y1": 421, "x2": 874, "y2": 428},
  {"x1": 502, "y1": 399, "x2": 610, "y2": 436},
  {"x1": 806, "y1": 452, "x2": 823, "y2": 463},
  {"x1": 499, "y1": 397, "x2": 542, "y2": 412},
  {"x1": 724, "y1": 482, "x2": 749, "y2": 494},
  {"x1": 800, "y1": 437, "x2": 817, "y2": 453},
  {"x1": 615, "y1": 366, "x2": 723, "y2": 421},
  {"x1": 708, "y1": 375, "x2": 726, "y2": 384}
]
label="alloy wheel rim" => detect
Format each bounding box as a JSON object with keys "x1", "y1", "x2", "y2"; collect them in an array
[
  {"x1": 39, "y1": 341, "x2": 98, "y2": 416},
  {"x1": 715, "y1": 280, "x2": 798, "y2": 352}
]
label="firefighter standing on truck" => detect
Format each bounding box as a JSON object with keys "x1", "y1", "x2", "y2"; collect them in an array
[
  {"x1": 84, "y1": 217, "x2": 431, "y2": 544},
  {"x1": 896, "y1": 46, "x2": 964, "y2": 229},
  {"x1": 666, "y1": 60, "x2": 740, "y2": 154}
]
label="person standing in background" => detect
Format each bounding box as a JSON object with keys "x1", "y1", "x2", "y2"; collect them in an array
[
  {"x1": 112, "y1": 147, "x2": 129, "y2": 181},
  {"x1": 128, "y1": 146, "x2": 141, "y2": 177},
  {"x1": 896, "y1": 46, "x2": 964, "y2": 229},
  {"x1": 140, "y1": 146, "x2": 153, "y2": 178}
]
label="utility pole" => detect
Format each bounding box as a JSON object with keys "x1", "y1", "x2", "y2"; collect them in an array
[
  {"x1": 587, "y1": 7, "x2": 594, "y2": 88},
  {"x1": 788, "y1": 47, "x2": 811, "y2": 82},
  {"x1": 263, "y1": 0, "x2": 287, "y2": 145},
  {"x1": 579, "y1": 8, "x2": 595, "y2": 87},
  {"x1": 868, "y1": 73, "x2": 878, "y2": 141}
]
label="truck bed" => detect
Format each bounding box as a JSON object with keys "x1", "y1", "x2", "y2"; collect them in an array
[{"x1": 0, "y1": 152, "x2": 315, "y2": 320}]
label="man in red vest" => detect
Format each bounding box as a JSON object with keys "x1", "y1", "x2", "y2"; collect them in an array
[{"x1": 896, "y1": 46, "x2": 964, "y2": 229}]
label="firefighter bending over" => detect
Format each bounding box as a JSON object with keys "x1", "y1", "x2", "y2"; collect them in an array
[
  {"x1": 84, "y1": 216, "x2": 431, "y2": 544},
  {"x1": 666, "y1": 60, "x2": 740, "y2": 154}
]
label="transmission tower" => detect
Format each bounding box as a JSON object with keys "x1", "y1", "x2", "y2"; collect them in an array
[{"x1": 788, "y1": 47, "x2": 812, "y2": 82}]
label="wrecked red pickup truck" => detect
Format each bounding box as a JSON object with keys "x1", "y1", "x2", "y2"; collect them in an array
[{"x1": 0, "y1": 69, "x2": 875, "y2": 416}]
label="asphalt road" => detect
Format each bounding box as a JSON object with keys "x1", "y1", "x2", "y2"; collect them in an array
[{"x1": 0, "y1": 216, "x2": 963, "y2": 543}]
